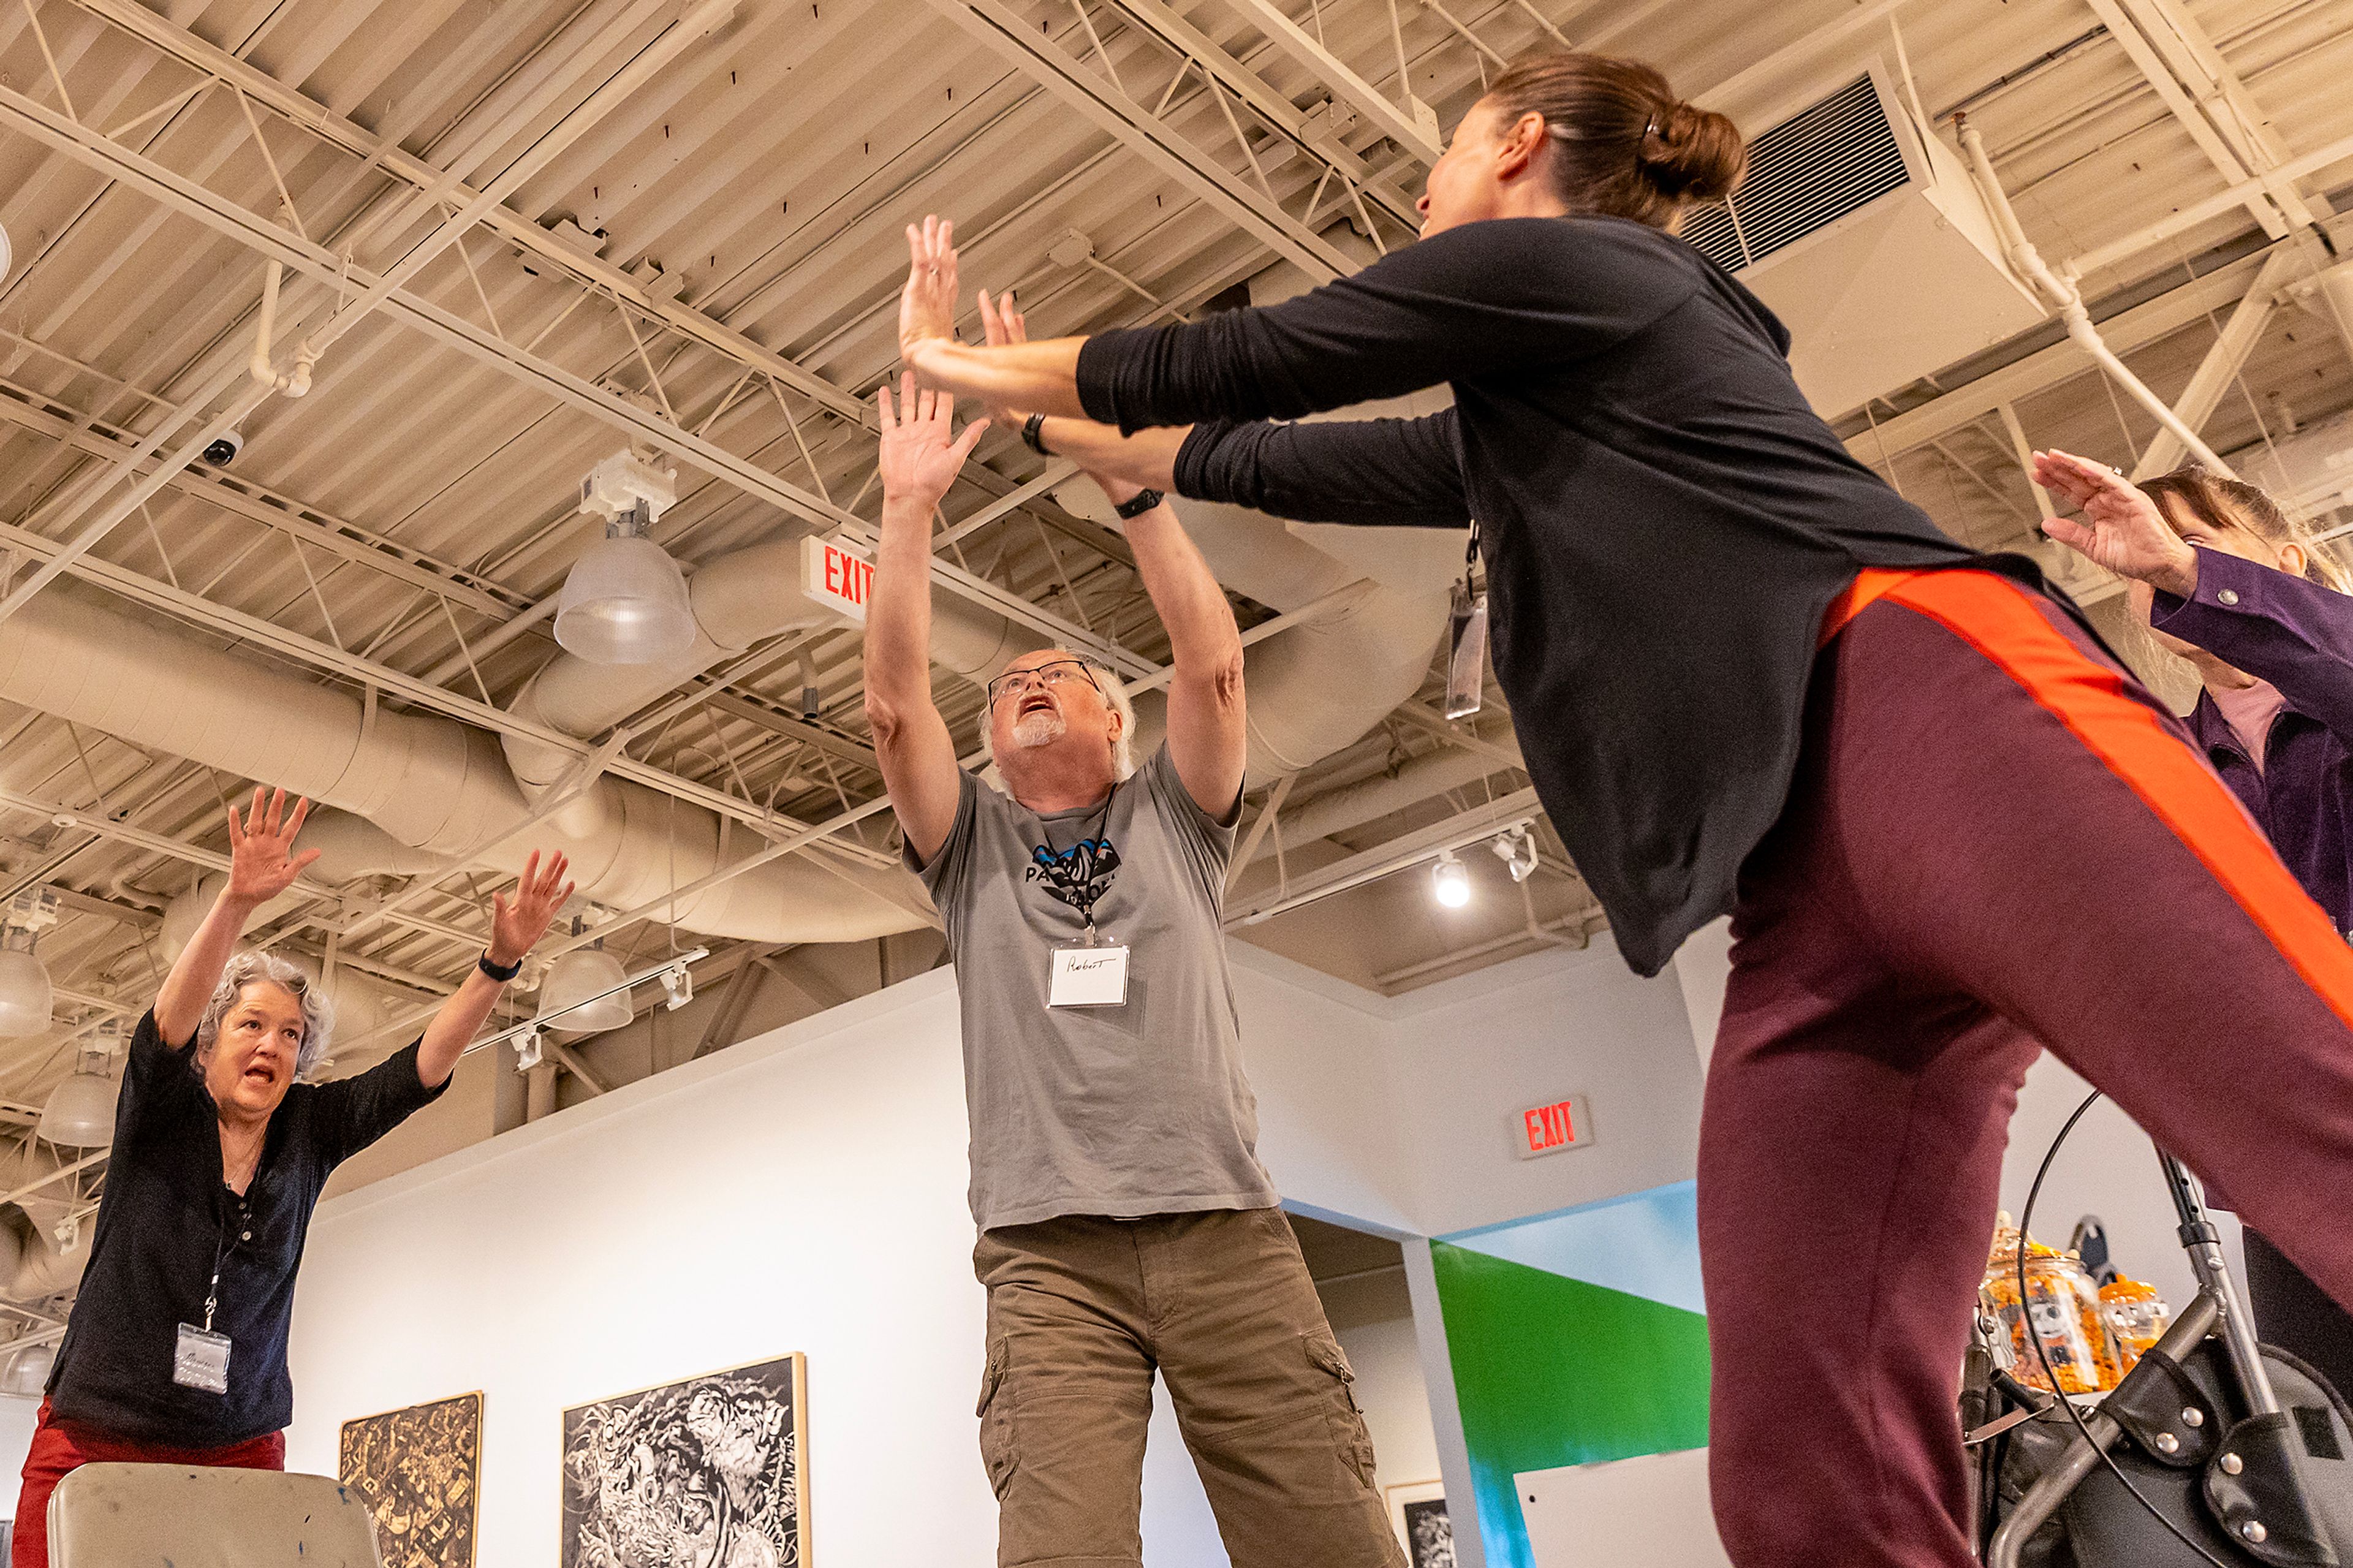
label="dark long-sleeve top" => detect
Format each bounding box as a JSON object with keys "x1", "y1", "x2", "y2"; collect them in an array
[
  {"x1": 2153, "y1": 549, "x2": 2353, "y2": 934},
  {"x1": 47, "y1": 1009, "x2": 446, "y2": 1445},
  {"x1": 1078, "y1": 214, "x2": 2000, "y2": 975}
]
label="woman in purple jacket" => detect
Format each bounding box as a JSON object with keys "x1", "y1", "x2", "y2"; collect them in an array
[{"x1": 2038, "y1": 449, "x2": 2353, "y2": 1399}]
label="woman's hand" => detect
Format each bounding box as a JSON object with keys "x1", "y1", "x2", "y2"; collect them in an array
[
  {"x1": 488, "y1": 851, "x2": 574, "y2": 969},
  {"x1": 976, "y1": 287, "x2": 1147, "y2": 507},
  {"x1": 898, "y1": 216, "x2": 962, "y2": 374},
  {"x1": 2033, "y1": 449, "x2": 2199, "y2": 598},
  {"x1": 975, "y1": 289, "x2": 1030, "y2": 430},
  {"x1": 222, "y1": 787, "x2": 320, "y2": 909},
  {"x1": 878, "y1": 371, "x2": 988, "y2": 513}
]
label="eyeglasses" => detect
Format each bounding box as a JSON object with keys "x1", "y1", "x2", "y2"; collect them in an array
[{"x1": 987, "y1": 659, "x2": 1104, "y2": 706}]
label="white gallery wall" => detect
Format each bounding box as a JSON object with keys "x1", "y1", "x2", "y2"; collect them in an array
[{"x1": 269, "y1": 938, "x2": 1705, "y2": 1565}]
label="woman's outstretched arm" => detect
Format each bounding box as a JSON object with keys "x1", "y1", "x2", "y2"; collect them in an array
[{"x1": 899, "y1": 211, "x2": 1689, "y2": 431}]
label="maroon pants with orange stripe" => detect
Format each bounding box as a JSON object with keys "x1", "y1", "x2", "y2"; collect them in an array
[{"x1": 1699, "y1": 569, "x2": 2353, "y2": 1568}]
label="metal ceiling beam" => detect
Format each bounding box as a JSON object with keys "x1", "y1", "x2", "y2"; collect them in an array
[
  {"x1": 2131, "y1": 246, "x2": 2302, "y2": 478},
  {"x1": 0, "y1": 83, "x2": 1150, "y2": 671},
  {"x1": 0, "y1": 79, "x2": 859, "y2": 534},
  {"x1": 1212, "y1": 0, "x2": 1442, "y2": 163},
  {"x1": 0, "y1": 0, "x2": 738, "y2": 626},
  {"x1": 0, "y1": 382, "x2": 528, "y2": 621},
  {"x1": 1097, "y1": 0, "x2": 1422, "y2": 225},
  {"x1": 2079, "y1": 0, "x2": 2303, "y2": 237},
  {"x1": 59, "y1": 0, "x2": 1163, "y2": 575},
  {"x1": 59, "y1": 0, "x2": 876, "y2": 432},
  {"x1": 915, "y1": 0, "x2": 1360, "y2": 281}
]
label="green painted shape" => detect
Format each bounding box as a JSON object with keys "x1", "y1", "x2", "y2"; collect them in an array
[{"x1": 1431, "y1": 1238, "x2": 1711, "y2": 1568}]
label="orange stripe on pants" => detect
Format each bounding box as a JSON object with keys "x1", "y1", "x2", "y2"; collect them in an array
[{"x1": 1869, "y1": 567, "x2": 2353, "y2": 1037}]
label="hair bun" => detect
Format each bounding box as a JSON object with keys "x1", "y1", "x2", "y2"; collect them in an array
[{"x1": 1640, "y1": 99, "x2": 1747, "y2": 203}]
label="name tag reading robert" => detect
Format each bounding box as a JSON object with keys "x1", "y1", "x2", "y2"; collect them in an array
[
  {"x1": 1050, "y1": 945, "x2": 1131, "y2": 1008},
  {"x1": 173, "y1": 1323, "x2": 232, "y2": 1394}
]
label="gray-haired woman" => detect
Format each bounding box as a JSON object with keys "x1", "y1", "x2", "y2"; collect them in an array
[{"x1": 11, "y1": 788, "x2": 573, "y2": 1566}]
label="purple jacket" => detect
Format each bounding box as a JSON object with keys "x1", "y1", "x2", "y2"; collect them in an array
[{"x1": 2151, "y1": 549, "x2": 2353, "y2": 935}]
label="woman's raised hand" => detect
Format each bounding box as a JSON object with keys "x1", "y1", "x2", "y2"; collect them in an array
[
  {"x1": 878, "y1": 370, "x2": 988, "y2": 512},
  {"x1": 222, "y1": 787, "x2": 320, "y2": 907},
  {"x1": 898, "y1": 216, "x2": 961, "y2": 371},
  {"x1": 488, "y1": 851, "x2": 575, "y2": 969},
  {"x1": 976, "y1": 289, "x2": 1029, "y2": 428},
  {"x1": 2032, "y1": 449, "x2": 2199, "y2": 598}
]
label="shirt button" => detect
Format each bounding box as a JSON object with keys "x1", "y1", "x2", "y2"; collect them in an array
[
  {"x1": 2218, "y1": 588, "x2": 2240, "y2": 605},
  {"x1": 240, "y1": 1231, "x2": 252, "y2": 1241}
]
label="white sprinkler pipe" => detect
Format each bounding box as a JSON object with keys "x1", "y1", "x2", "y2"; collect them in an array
[
  {"x1": 1956, "y1": 116, "x2": 2235, "y2": 478},
  {"x1": 247, "y1": 260, "x2": 316, "y2": 398}
]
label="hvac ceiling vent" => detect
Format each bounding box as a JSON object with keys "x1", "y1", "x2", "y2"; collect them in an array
[
  {"x1": 1682, "y1": 76, "x2": 1909, "y2": 273},
  {"x1": 1684, "y1": 66, "x2": 2045, "y2": 421}
]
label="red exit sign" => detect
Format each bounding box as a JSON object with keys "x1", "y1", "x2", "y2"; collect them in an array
[
  {"x1": 1515, "y1": 1095, "x2": 1591, "y2": 1160},
  {"x1": 802, "y1": 534, "x2": 877, "y2": 623}
]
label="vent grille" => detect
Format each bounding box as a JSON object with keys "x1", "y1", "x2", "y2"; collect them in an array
[{"x1": 1683, "y1": 75, "x2": 1912, "y2": 273}]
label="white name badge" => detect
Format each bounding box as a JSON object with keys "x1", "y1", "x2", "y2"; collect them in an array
[
  {"x1": 1049, "y1": 944, "x2": 1131, "y2": 1008},
  {"x1": 173, "y1": 1323, "x2": 232, "y2": 1394}
]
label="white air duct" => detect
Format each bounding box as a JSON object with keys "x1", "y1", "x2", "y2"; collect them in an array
[
  {"x1": 0, "y1": 582, "x2": 919, "y2": 945},
  {"x1": 0, "y1": 1143, "x2": 98, "y2": 1303},
  {"x1": 0, "y1": 501, "x2": 1444, "y2": 952}
]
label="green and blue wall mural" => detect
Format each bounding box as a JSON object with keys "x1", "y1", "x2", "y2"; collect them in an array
[{"x1": 1429, "y1": 1180, "x2": 1711, "y2": 1568}]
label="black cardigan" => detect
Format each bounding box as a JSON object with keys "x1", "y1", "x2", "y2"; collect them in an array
[{"x1": 1079, "y1": 215, "x2": 2009, "y2": 976}]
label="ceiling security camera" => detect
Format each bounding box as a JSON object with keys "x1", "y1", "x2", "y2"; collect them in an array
[{"x1": 200, "y1": 431, "x2": 244, "y2": 466}]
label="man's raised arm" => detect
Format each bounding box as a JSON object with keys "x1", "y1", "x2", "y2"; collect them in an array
[{"x1": 863, "y1": 373, "x2": 988, "y2": 865}]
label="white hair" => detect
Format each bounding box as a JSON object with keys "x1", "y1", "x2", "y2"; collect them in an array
[
  {"x1": 195, "y1": 951, "x2": 335, "y2": 1080},
  {"x1": 980, "y1": 656, "x2": 1137, "y2": 782}
]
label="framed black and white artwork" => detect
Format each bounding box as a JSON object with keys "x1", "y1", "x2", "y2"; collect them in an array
[
  {"x1": 561, "y1": 1352, "x2": 809, "y2": 1568},
  {"x1": 1386, "y1": 1479, "x2": 1455, "y2": 1568},
  {"x1": 338, "y1": 1390, "x2": 482, "y2": 1568}
]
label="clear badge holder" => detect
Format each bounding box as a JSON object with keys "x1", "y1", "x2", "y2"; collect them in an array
[{"x1": 1446, "y1": 528, "x2": 1488, "y2": 721}]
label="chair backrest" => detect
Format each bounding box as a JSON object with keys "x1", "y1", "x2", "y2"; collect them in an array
[{"x1": 48, "y1": 1463, "x2": 384, "y2": 1567}]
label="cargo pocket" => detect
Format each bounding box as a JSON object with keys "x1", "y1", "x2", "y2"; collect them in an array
[
  {"x1": 977, "y1": 1335, "x2": 1017, "y2": 1500},
  {"x1": 1306, "y1": 1329, "x2": 1379, "y2": 1493}
]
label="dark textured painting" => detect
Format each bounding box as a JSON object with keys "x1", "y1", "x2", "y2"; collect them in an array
[
  {"x1": 561, "y1": 1352, "x2": 808, "y2": 1568},
  {"x1": 338, "y1": 1392, "x2": 482, "y2": 1568},
  {"x1": 1403, "y1": 1498, "x2": 1455, "y2": 1568}
]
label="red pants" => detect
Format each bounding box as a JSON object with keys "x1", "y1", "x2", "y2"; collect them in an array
[
  {"x1": 1701, "y1": 570, "x2": 2353, "y2": 1568},
  {"x1": 12, "y1": 1399, "x2": 283, "y2": 1567}
]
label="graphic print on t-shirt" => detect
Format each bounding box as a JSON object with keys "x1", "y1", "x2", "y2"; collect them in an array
[{"x1": 1028, "y1": 833, "x2": 1121, "y2": 923}]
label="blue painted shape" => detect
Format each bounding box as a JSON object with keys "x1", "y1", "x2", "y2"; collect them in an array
[{"x1": 1440, "y1": 1180, "x2": 1705, "y2": 1314}]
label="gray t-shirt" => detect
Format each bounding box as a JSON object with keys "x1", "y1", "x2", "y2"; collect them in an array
[{"x1": 911, "y1": 744, "x2": 1279, "y2": 1231}]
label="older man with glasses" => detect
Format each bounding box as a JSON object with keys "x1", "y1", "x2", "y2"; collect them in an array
[{"x1": 862, "y1": 355, "x2": 1404, "y2": 1568}]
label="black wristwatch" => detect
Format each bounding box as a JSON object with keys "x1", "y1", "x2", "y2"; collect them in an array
[
  {"x1": 478, "y1": 950, "x2": 523, "y2": 983},
  {"x1": 1113, "y1": 488, "x2": 1164, "y2": 520},
  {"x1": 1021, "y1": 411, "x2": 1051, "y2": 456}
]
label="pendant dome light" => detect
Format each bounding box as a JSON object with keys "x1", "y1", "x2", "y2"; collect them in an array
[
  {"x1": 39, "y1": 1018, "x2": 122, "y2": 1149},
  {"x1": 554, "y1": 451, "x2": 696, "y2": 666},
  {"x1": 537, "y1": 918, "x2": 634, "y2": 1034},
  {"x1": 0, "y1": 891, "x2": 59, "y2": 1039},
  {"x1": 2, "y1": 1341, "x2": 55, "y2": 1398}
]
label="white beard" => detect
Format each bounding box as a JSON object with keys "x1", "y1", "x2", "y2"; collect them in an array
[{"x1": 1010, "y1": 710, "x2": 1067, "y2": 749}]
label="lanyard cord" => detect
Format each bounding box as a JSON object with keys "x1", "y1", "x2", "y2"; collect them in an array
[
  {"x1": 203, "y1": 1191, "x2": 249, "y2": 1334},
  {"x1": 1041, "y1": 780, "x2": 1120, "y2": 937}
]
